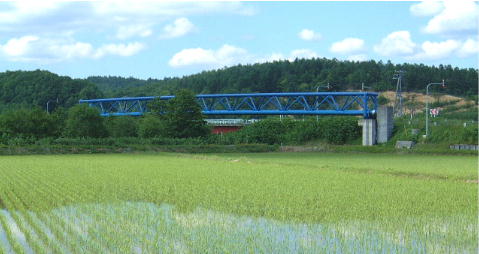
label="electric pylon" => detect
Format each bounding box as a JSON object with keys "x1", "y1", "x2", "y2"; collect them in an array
[{"x1": 392, "y1": 70, "x2": 405, "y2": 117}]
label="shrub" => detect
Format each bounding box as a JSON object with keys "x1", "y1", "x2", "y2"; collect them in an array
[
  {"x1": 138, "y1": 115, "x2": 167, "y2": 138},
  {"x1": 64, "y1": 104, "x2": 107, "y2": 138},
  {"x1": 321, "y1": 117, "x2": 360, "y2": 144},
  {"x1": 105, "y1": 116, "x2": 139, "y2": 137},
  {"x1": 0, "y1": 108, "x2": 58, "y2": 139}
]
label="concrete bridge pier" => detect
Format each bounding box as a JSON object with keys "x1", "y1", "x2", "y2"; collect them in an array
[
  {"x1": 376, "y1": 106, "x2": 393, "y2": 143},
  {"x1": 360, "y1": 119, "x2": 377, "y2": 146},
  {"x1": 359, "y1": 106, "x2": 393, "y2": 146}
]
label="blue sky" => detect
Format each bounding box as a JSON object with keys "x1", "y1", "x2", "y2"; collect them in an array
[{"x1": 0, "y1": 1, "x2": 477, "y2": 79}]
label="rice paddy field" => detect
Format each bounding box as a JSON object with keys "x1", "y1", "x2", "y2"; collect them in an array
[{"x1": 0, "y1": 152, "x2": 477, "y2": 253}]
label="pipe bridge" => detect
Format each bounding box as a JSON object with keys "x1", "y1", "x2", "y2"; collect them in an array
[{"x1": 79, "y1": 92, "x2": 378, "y2": 119}]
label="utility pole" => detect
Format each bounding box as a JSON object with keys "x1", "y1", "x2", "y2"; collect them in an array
[
  {"x1": 46, "y1": 98, "x2": 59, "y2": 114},
  {"x1": 393, "y1": 70, "x2": 405, "y2": 117},
  {"x1": 425, "y1": 80, "x2": 445, "y2": 138},
  {"x1": 361, "y1": 82, "x2": 371, "y2": 91}
]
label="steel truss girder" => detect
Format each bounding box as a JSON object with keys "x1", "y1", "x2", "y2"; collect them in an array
[{"x1": 79, "y1": 92, "x2": 378, "y2": 118}]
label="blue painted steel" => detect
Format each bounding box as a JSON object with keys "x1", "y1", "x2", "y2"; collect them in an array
[{"x1": 79, "y1": 92, "x2": 378, "y2": 118}]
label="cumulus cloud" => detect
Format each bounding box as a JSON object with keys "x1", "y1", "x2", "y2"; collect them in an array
[
  {"x1": 92, "y1": 1, "x2": 256, "y2": 17},
  {"x1": 374, "y1": 31, "x2": 416, "y2": 57},
  {"x1": 347, "y1": 54, "x2": 368, "y2": 62},
  {"x1": 94, "y1": 42, "x2": 145, "y2": 58},
  {"x1": 298, "y1": 29, "x2": 321, "y2": 41},
  {"x1": 0, "y1": 1, "x2": 254, "y2": 33},
  {"x1": 406, "y1": 39, "x2": 479, "y2": 60},
  {"x1": 0, "y1": 35, "x2": 39, "y2": 57},
  {"x1": 169, "y1": 44, "x2": 250, "y2": 68},
  {"x1": 0, "y1": 1, "x2": 254, "y2": 63},
  {"x1": 0, "y1": 36, "x2": 145, "y2": 62},
  {"x1": 409, "y1": 40, "x2": 461, "y2": 60},
  {"x1": 49, "y1": 42, "x2": 95, "y2": 60},
  {"x1": 260, "y1": 49, "x2": 320, "y2": 63},
  {"x1": 374, "y1": 29, "x2": 476, "y2": 61},
  {"x1": 169, "y1": 45, "x2": 320, "y2": 68},
  {"x1": 258, "y1": 53, "x2": 286, "y2": 63},
  {"x1": 160, "y1": 18, "x2": 195, "y2": 39},
  {"x1": 330, "y1": 38, "x2": 365, "y2": 54},
  {"x1": 415, "y1": 0, "x2": 479, "y2": 36},
  {"x1": 116, "y1": 25, "x2": 152, "y2": 40},
  {"x1": 410, "y1": 1, "x2": 444, "y2": 16},
  {"x1": 457, "y1": 38, "x2": 479, "y2": 57},
  {"x1": 290, "y1": 49, "x2": 319, "y2": 59}
]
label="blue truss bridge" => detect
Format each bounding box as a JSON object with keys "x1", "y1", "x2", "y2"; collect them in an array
[{"x1": 79, "y1": 92, "x2": 378, "y2": 118}]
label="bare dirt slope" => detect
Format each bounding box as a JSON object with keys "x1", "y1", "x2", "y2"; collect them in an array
[{"x1": 379, "y1": 91, "x2": 476, "y2": 114}]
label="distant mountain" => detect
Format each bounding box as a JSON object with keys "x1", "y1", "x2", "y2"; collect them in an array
[
  {"x1": 0, "y1": 70, "x2": 103, "y2": 112},
  {"x1": 86, "y1": 58, "x2": 478, "y2": 98}
]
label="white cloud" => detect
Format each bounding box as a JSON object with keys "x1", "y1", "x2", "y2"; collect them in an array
[
  {"x1": 347, "y1": 54, "x2": 368, "y2": 62},
  {"x1": 421, "y1": 0, "x2": 479, "y2": 36},
  {"x1": 94, "y1": 42, "x2": 145, "y2": 58},
  {"x1": 0, "y1": 1, "x2": 255, "y2": 63},
  {"x1": 169, "y1": 45, "x2": 320, "y2": 68},
  {"x1": 290, "y1": 49, "x2": 319, "y2": 59},
  {"x1": 0, "y1": 36, "x2": 145, "y2": 62},
  {"x1": 49, "y1": 42, "x2": 94, "y2": 59},
  {"x1": 330, "y1": 38, "x2": 365, "y2": 54},
  {"x1": 92, "y1": 1, "x2": 256, "y2": 17},
  {"x1": 0, "y1": 0, "x2": 62, "y2": 25},
  {"x1": 457, "y1": 38, "x2": 479, "y2": 57},
  {"x1": 0, "y1": 35, "x2": 39, "y2": 57},
  {"x1": 0, "y1": 1, "x2": 254, "y2": 36},
  {"x1": 160, "y1": 18, "x2": 195, "y2": 39},
  {"x1": 298, "y1": 29, "x2": 321, "y2": 41},
  {"x1": 374, "y1": 31, "x2": 416, "y2": 57},
  {"x1": 374, "y1": 31, "x2": 478, "y2": 61},
  {"x1": 259, "y1": 49, "x2": 319, "y2": 63},
  {"x1": 408, "y1": 39, "x2": 461, "y2": 60},
  {"x1": 259, "y1": 53, "x2": 286, "y2": 63},
  {"x1": 116, "y1": 25, "x2": 152, "y2": 40},
  {"x1": 410, "y1": 1, "x2": 444, "y2": 16},
  {"x1": 169, "y1": 44, "x2": 250, "y2": 68}
]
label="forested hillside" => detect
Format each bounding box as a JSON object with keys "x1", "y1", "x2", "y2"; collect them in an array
[
  {"x1": 0, "y1": 70, "x2": 103, "y2": 112},
  {"x1": 89, "y1": 58, "x2": 478, "y2": 98},
  {"x1": 86, "y1": 76, "x2": 158, "y2": 96},
  {"x1": 0, "y1": 58, "x2": 477, "y2": 112}
]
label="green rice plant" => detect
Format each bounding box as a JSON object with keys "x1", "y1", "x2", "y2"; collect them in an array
[
  {"x1": 3, "y1": 167, "x2": 75, "y2": 254},
  {"x1": 0, "y1": 205, "x2": 27, "y2": 254},
  {"x1": 1, "y1": 192, "x2": 42, "y2": 254},
  {"x1": 0, "y1": 153, "x2": 476, "y2": 252}
]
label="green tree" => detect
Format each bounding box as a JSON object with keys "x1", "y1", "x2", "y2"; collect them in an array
[
  {"x1": 64, "y1": 104, "x2": 107, "y2": 138},
  {"x1": 149, "y1": 89, "x2": 210, "y2": 138},
  {"x1": 138, "y1": 115, "x2": 166, "y2": 138},
  {"x1": 0, "y1": 108, "x2": 58, "y2": 138},
  {"x1": 105, "y1": 116, "x2": 139, "y2": 137},
  {"x1": 88, "y1": 58, "x2": 477, "y2": 98},
  {"x1": 0, "y1": 70, "x2": 104, "y2": 112}
]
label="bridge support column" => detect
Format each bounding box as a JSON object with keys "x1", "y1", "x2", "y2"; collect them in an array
[
  {"x1": 359, "y1": 119, "x2": 376, "y2": 146},
  {"x1": 377, "y1": 106, "x2": 393, "y2": 143}
]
